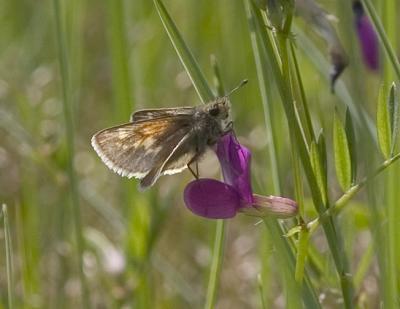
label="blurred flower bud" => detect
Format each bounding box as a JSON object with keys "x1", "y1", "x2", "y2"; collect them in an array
[
  {"x1": 296, "y1": 0, "x2": 348, "y2": 91},
  {"x1": 353, "y1": 0, "x2": 379, "y2": 71}
]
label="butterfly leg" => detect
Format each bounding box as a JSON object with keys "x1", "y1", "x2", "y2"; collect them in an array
[
  {"x1": 187, "y1": 164, "x2": 199, "y2": 179},
  {"x1": 187, "y1": 152, "x2": 200, "y2": 180},
  {"x1": 226, "y1": 121, "x2": 234, "y2": 132}
]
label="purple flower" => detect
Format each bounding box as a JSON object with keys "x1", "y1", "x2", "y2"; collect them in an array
[
  {"x1": 353, "y1": 1, "x2": 379, "y2": 71},
  {"x1": 183, "y1": 132, "x2": 298, "y2": 219},
  {"x1": 215, "y1": 133, "x2": 253, "y2": 204}
]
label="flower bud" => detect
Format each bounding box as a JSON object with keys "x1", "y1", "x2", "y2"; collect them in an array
[{"x1": 239, "y1": 194, "x2": 298, "y2": 218}]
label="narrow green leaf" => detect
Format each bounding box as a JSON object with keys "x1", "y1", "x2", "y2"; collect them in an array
[
  {"x1": 377, "y1": 84, "x2": 391, "y2": 159},
  {"x1": 245, "y1": 0, "x2": 282, "y2": 195},
  {"x1": 388, "y1": 83, "x2": 396, "y2": 134},
  {"x1": 333, "y1": 111, "x2": 352, "y2": 191},
  {"x1": 389, "y1": 82, "x2": 399, "y2": 155},
  {"x1": 153, "y1": 0, "x2": 214, "y2": 103},
  {"x1": 310, "y1": 141, "x2": 327, "y2": 204},
  {"x1": 345, "y1": 108, "x2": 357, "y2": 184}
]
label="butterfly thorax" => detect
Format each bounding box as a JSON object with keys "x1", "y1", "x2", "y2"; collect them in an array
[{"x1": 194, "y1": 97, "x2": 232, "y2": 144}]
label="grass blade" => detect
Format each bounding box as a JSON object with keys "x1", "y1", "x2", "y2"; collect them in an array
[
  {"x1": 3, "y1": 204, "x2": 14, "y2": 309},
  {"x1": 153, "y1": 0, "x2": 214, "y2": 103},
  {"x1": 106, "y1": 0, "x2": 133, "y2": 118},
  {"x1": 153, "y1": 5, "x2": 229, "y2": 307},
  {"x1": 53, "y1": 0, "x2": 89, "y2": 306}
]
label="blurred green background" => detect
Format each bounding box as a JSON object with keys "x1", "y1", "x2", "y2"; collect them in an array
[{"x1": 0, "y1": 0, "x2": 398, "y2": 308}]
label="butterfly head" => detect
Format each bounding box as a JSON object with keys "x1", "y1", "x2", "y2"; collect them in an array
[{"x1": 206, "y1": 97, "x2": 232, "y2": 132}]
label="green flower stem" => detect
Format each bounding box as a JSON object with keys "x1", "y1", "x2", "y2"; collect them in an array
[
  {"x1": 307, "y1": 152, "x2": 400, "y2": 233},
  {"x1": 204, "y1": 220, "x2": 226, "y2": 309},
  {"x1": 53, "y1": 0, "x2": 89, "y2": 307},
  {"x1": 360, "y1": 0, "x2": 400, "y2": 81}
]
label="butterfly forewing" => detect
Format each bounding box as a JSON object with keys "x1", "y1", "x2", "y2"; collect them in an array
[
  {"x1": 91, "y1": 115, "x2": 194, "y2": 184},
  {"x1": 130, "y1": 107, "x2": 195, "y2": 122}
]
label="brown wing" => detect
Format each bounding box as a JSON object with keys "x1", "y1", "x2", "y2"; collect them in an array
[
  {"x1": 130, "y1": 107, "x2": 195, "y2": 122},
  {"x1": 91, "y1": 115, "x2": 194, "y2": 185}
]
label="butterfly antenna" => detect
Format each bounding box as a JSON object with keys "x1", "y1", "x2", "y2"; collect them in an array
[{"x1": 225, "y1": 79, "x2": 248, "y2": 97}]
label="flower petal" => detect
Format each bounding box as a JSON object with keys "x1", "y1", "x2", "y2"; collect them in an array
[
  {"x1": 184, "y1": 178, "x2": 241, "y2": 219},
  {"x1": 216, "y1": 133, "x2": 253, "y2": 204}
]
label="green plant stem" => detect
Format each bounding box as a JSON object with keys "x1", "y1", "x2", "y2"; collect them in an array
[
  {"x1": 360, "y1": 0, "x2": 400, "y2": 81},
  {"x1": 251, "y1": 4, "x2": 354, "y2": 306},
  {"x1": 290, "y1": 42, "x2": 315, "y2": 144},
  {"x1": 382, "y1": 1, "x2": 399, "y2": 307},
  {"x1": 3, "y1": 205, "x2": 14, "y2": 309},
  {"x1": 204, "y1": 57, "x2": 227, "y2": 309},
  {"x1": 307, "y1": 152, "x2": 400, "y2": 233},
  {"x1": 153, "y1": 5, "x2": 227, "y2": 307},
  {"x1": 204, "y1": 220, "x2": 226, "y2": 309},
  {"x1": 246, "y1": 2, "x2": 281, "y2": 194},
  {"x1": 246, "y1": 2, "x2": 320, "y2": 307},
  {"x1": 53, "y1": 0, "x2": 89, "y2": 307},
  {"x1": 281, "y1": 30, "x2": 355, "y2": 309}
]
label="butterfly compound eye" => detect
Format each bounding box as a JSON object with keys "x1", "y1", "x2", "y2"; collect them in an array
[{"x1": 209, "y1": 107, "x2": 220, "y2": 117}]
